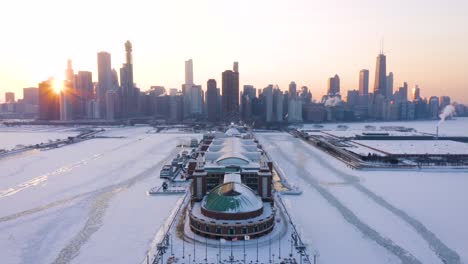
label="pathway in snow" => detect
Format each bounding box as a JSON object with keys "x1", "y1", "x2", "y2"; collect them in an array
[
  {"x1": 260, "y1": 133, "x2": 461, "y2": 264},
  {"x1": 296, "y1": 135, "x2": 460, "y2": 264},
  {"x1": 260, "y1": 134, "x2": 422, "y2": 264},
  {"x1": 50, "y1": 144, "x2": 181, "y2": 264}
]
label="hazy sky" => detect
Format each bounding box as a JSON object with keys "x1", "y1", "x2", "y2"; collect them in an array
[{"x1": 1, "y1": 0, "x2": 467, "y2": 103}]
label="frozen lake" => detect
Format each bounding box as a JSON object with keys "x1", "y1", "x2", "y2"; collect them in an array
[
  {"x1": 0, "y1": 126, "x2": 200, "y2": 264},
  {"x1": 1, "y1": 122, "x2": 467, "y2": 264},
  {"x1": 302, "y1": 117, "x2": 468, "y2": 137},
  {"x1": 257, "y1": 132, "x2": 468, "y2": 264},
  {"x1": 0, "y1": 125, "x2": 81, "y2": 150}
]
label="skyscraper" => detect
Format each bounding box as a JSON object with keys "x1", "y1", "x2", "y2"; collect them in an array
[
  {"x1": 65, "y1": 59, "x2": 79, "y2": 119},
  {"x1": 97, "y1": 51, "x2": 112, "y2": 118},
  {"x1": 59, "y1": 82, "x2": 73, "y2": 121},
  {"x1": 76, "y1": 71, "x2": 93, "y2": 117},
  {"x1": 263, "y1": 85, "x2": 273, "y2": 122},
  {"x1": 222, "y1": 67, "x2": 240, "y2": 120},
  {"x1": 327, "y1": 74, "x2": 340, "y2": 95},
  {"x1": 289, "y1": 81, "x2": 297, "y2": 98},
  {"x1": 206, "y1": 79, "x2": 218, "y2": 122},
  {"x1": 359, "y1": 69, "x2": 369, "y2": 96},
  {"x1": 185, "y1": 59, "x2": 194, "y2": 86},
  {"x1": 412, "y1": 85, "x2": 421, "y2": 101},
  {"x1": 233, "y1": 61, "x2": 239, "y2": 73},
  {"x1": 398, "y1": 82, "x2": 408, "y2": 102},
  {"x1": 429, "y1": 96, "x2": 439, "y2": 119},
  {"x1": 120, "y1": 40, "x2": 136, "y2": 118},
  {"x1": 373, "y1": 53, "x2": 387, "y2": 97},
  {"x1": 386, "y1": 72, "x2": 394, "y2": 98},
  {"x1": 38, "y1": 79, "x2": 60, "y2": 120},
  {"x1": 439, "y1": 96, "x2": 451, "y2": 109},
  {"x1": 240, "y1": 85, "x2": 256, "y2": 121}
]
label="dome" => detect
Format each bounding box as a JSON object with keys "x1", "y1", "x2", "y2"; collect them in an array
[{"x1": 202, "y1": 182, "x2": 262, "y2": 214}]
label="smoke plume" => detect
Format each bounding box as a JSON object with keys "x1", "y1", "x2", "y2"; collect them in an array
[
  {"x1": 438, "y1": 105, "x2": 456, "y2": 125},
  {"x1": 324, "y1": 96, "x2": 342, "y2": 107}
]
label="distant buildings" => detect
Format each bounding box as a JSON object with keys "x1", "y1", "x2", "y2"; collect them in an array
[
  {"x1": 5, "y1": 92, "x2": 15, "y2": 103},
  {"x1": 6, "y1": 43, "x2": 467, "y2": 124}
]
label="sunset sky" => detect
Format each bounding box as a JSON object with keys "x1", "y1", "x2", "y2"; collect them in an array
[{"x1": 1, "y1": 0, "x2": 467, "y2": 103}]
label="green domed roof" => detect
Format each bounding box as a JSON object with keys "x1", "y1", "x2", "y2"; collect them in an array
[{"x1": 202, "y1": 182, "x2": 262, "y2": 213}]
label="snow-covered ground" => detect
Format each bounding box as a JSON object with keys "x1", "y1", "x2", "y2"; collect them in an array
[
  {"x1": 1, "y1": 120, "x2": 467, "y2": 264},
  {"x1": 257, "y1": 132, "x2": 468, "y2": 264},
  {"x1": 0, "y1": 126, "x2": 81, "y2": 150},
  {"x1": 0, "y1": 126, "x2": 200, "y2": 264},
  {"x1": 302, "y1": 117, "x2": 468, "y2": 137}
]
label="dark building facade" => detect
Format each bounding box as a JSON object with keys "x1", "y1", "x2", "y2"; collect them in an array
[
  {"x1": 38, "y1": 80, "x2": 59, "y2": 120},
  {"x1": 206, "y1": 79, "x2": 218, "y2": 122},
  {"x1": 221, "y1": 69, "x2": 239, "y2": 121}
]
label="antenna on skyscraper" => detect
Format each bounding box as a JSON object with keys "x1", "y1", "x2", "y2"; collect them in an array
[{"x1": 380, "y1": 37, "x2": 385, "y2": 55}]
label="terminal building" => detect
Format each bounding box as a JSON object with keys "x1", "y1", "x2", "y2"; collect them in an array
[{"x1": 188, "y1": 127, "x2": 275, "y2": 240}]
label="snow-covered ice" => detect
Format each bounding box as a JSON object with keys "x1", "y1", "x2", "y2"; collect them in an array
[
  {"x1": 0, "y1": 125, "x2": 80, "y2": 150},
  {"x1": 1, "y1": 120, "x2": 468, "y2": 264},
  {"x1": 0, "y1": 126, "x2": 200, "y2": 264},
  {"x1": 257, "y1": 129, "x2": 468, "y2": 264}
]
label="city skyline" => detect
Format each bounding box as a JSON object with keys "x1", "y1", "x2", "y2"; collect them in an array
[{"x1": 1, "y1": 0, "x2": 468, "y2": 103}]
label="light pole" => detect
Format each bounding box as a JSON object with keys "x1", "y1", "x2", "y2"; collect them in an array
[
  {"x1": 243, "y1": 238, "x2": 246, "y2": 264},
  {"x1": 171, "y1": 234, "x2": 173, "y2": 256},
  {"x1": 256, "y1": 239, "x2": 259, "y2": 262},
  {"x1": 189, "y1": 254, "x2": 191, "y2": 264},
  {"x1": 289, "y1": 239, "x2": 293, "y2": 257},
  {"x1": 269, "y1": 237, "x2": 271, "y2": 263},
  {"x1": 278, "y1": 234, "x2": 281, "y2": 260}
]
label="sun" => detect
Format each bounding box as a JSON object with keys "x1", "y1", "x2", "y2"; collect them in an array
[{"x1": 53, "y1": 79, "x2": 63, "y2": 94}]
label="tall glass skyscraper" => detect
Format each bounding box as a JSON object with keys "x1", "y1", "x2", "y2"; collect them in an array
[{"x1": 373, "y1": 53, "x2": 387, "y2": 97}]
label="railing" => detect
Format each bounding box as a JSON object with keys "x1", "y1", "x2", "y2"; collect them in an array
[{"x1": 140, "y1": 190, "x2": 190, "y2": 264}]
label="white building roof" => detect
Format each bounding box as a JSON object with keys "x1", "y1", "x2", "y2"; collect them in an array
[{"x1": 204, "y1": 137, "x2": 262, "y2": 168}]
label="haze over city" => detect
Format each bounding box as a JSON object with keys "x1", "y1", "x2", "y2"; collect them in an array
[{"x1": 1, "y1": 0, "x2": 467, "y2": 103}]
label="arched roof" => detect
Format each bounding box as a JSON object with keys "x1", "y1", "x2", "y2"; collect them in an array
[
  {"x1": 225, "y1": 127, "x2": 241, "y2": 136},
  {"x1": 216, "y1": 154, "x2": 250, "y2": 165},
  {"x1": 202, "y1": 182, "x2": 263, "y2": 214}
]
